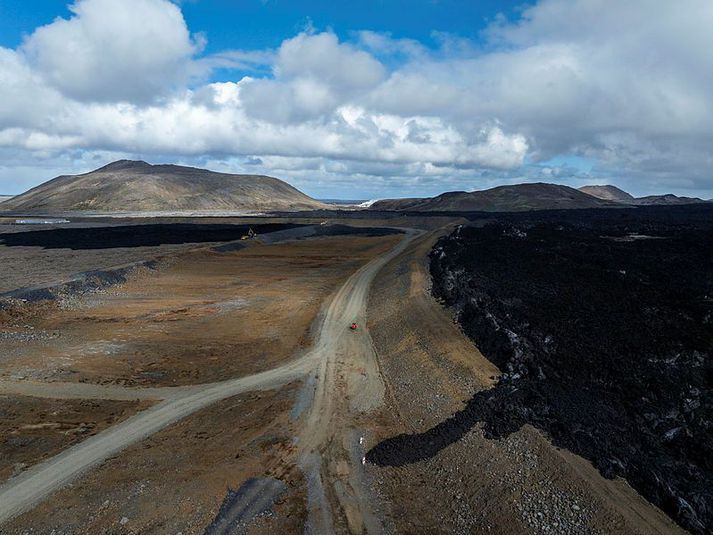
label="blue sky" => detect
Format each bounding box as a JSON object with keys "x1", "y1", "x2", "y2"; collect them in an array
[
  {"x1": 0, "y1": 1, "x2": 519, "y2": 52},
  {"x1": 0, "y1": 0, "x2": 712, "y2": 200},
  {"x1": 0, "y1": 1, "x2": 523, "y2": 91}
]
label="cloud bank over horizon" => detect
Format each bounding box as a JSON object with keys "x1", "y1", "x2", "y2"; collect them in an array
[{"x1": 1, "y1": 0, "x2": 712, "y2": 199}]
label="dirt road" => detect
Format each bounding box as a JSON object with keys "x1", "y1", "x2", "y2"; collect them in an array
[
  {"x1": 0, "y1": 229, "x2": 418, "y2": 527},
  {"x1": 296, "y1": 232, "x2": 420, "y2": 533}
]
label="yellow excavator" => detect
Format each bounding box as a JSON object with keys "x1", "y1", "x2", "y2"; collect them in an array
[{"x1": 240, "y1": 227, "x2": 257, "y2": 240}]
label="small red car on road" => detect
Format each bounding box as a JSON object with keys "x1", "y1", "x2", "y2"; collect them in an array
[{"x1": 350, "y1": 322, "x2": 358, "y2": 330}]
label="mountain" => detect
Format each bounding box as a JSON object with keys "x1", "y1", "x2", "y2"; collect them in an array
[
  {"x1": 1, "y1": 160, "x2": 326, "y2": 214},
  {"x1": 578, "y1": 185, "x2": 635, "y2": 203},
  {"x1": 632, "y1": 194, "x2": 707, "y2": 206},
  {"x1": 578, "y1": 184, "x2": 707, "y2": 206},
  {"x1": 366, "y1": 198, "x2": 427, "y2": 210},
  {"x1": 0, "y1": 195, "x2": 12, "y2": 204},
  {"x1": 369, "y1": 183, "x2": 614, "y2": 212}
]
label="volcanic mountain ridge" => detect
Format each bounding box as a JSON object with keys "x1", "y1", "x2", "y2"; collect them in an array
[
  {"x1": 369, "y1": 182, "x2": 709, "y2": 212},
  {"x1": 1, "y1": 160, "x2": 326, "y2": 214},
  {"x1": 369, "y1": 183, "x2": 614, "y2": 212},
  {"x1": 578, "y1": 185, "x2": 707, "y2": 206}
]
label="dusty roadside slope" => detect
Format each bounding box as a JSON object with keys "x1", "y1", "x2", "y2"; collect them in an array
[
  {"x1": 1, "y1": 160, "x2": 326, "y2": 213},
  {"x1": 363, "y1": 230, "x2": 683, "y2": 534}
]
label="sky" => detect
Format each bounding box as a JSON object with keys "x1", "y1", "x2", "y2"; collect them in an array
[{"x1": 0, "y1": 0, "x2": 712, "y2": 200}]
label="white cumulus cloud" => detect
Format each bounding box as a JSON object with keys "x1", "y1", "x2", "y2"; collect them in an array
[
  {"x1": 0, "y1": 0, "x2": 712, "y2": 198},
  {"x1": 21, "y1": 0, "x2": 200, "y2": 102}
]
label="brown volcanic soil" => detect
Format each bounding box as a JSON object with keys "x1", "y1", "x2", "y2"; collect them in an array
[
  {"x1": 4, "y1": 385, "x2": 305, "y2": 535},
  {"x1": 0, "y1": 234, "x2": 399, "y2": 386},
  {"x1": 0, "y1": 224, "x2": 405, "y2": 534},
  {"x1": 362, "y1": 230, "x2": 683, "y2": 534},
  {"x1": 0, "y1": 396, "x2": 153, "y2": 483}
]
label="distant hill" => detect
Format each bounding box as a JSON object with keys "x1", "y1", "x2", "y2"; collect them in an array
[
  {"x1": 369, "y1": 183, "x2": 613, "y2": 212},
  {"x1": 1, "y1": 160, "x2": 326, "y2": 214},
  {"x1": 632, "y1": 194, "x2": 707, "y2": 206},
  {"x1": 366, "y1": 198, "x2": 426, "y2": 210},
  {"x1": 578, "y1": 185, "x2": 635, "y2": 203},
  {"x1": 0, "y1": 195, "x2": 12, "y2": 204},
  {"x1": 578, "y1": 184, "x2": 707, "y2": 206}
]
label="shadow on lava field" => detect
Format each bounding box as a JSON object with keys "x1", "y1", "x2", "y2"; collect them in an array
[{"x1": 0, "y1": 234, "x2": 401, "y2": 386}]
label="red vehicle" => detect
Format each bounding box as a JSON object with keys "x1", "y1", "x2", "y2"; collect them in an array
[{"x1": 350, "y1": 322, "x2": 358, "y2": 331}]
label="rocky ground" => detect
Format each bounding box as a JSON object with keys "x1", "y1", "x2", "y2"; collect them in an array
[{"x1": 364, "y1": 229, "x2": 684, "y2": 534}]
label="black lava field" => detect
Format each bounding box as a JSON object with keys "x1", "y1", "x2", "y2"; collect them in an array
[
  {"x1": 368, "y1": 207, "x2": 713, "y2": 534},
  {"x1": 0, "y1": 223, "x2": 301, "y2": 249}
]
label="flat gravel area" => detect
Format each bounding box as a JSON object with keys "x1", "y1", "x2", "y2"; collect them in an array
[
  {"x1": 0, "y1": 243, "x2": 203, "y2": 294},
  {"x1": 0, "y1": 223, "x2": 297, "y2": 293}
]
